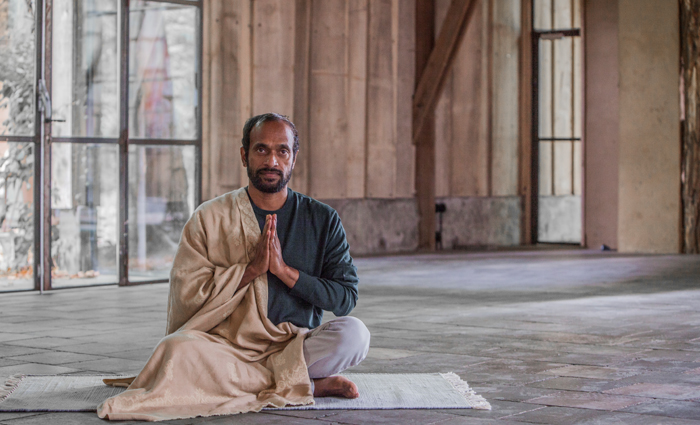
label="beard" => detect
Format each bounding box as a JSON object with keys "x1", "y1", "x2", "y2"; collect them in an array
[{"x1": 247, "y1": 165, "x2": 292, "y2": 194}]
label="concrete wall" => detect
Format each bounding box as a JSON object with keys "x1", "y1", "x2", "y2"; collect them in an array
[
  {"x1": 437, "y1": 196, "x2": 521, "y2": 249},
  {"x1": 538, "y1": 195, "x2": 582, "y2": 244},
  {"x1": 324, "y1": 196, "x2": 521, "y2": 255},
  {"x1": 617, "y1": 0, "x2": 680, "y2": 253},
  {"x1": 583, "y1": 0, "x2": 619, "y2": 250},
  {"x1": 323, "y1": 198, "x2": 419, "y2": 256}
]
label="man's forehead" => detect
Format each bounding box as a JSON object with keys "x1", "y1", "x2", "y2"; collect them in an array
[{"x1": 251, "y1": 120, "x2": 294, "y2": 144}]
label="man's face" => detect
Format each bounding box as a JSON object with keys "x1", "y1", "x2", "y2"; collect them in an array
[{"x1": 243, "y1": 120, "x2": 296, "y2": 194}]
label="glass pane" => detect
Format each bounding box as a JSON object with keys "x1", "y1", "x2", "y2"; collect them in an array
[
  {"x1": 51, "y1": 143, "x2": 119, "y2": 288},
  {"x1": 534, "y1": 0, "x2": 581, "y2": 31},
  {"x1": 128, "y1": 145, "x2": 195, "y2": 282},
  {"x1": 533, "y1": 0, "x2": 551, "y2": 31},
  {"x1": 0, "y1": 0, "x2": 36, "y2": 136},
  {"x1": 553, "y1": 37, "x2": 573, "y2": 139},
  {"x1": 51, "y1": 0, "x2": 119, "y2": 137},
  {"x1": 538, "y1": 37, "x2": 581, "y2": 140},
  {"x1": 538, "y1": 39, "x2": 552, "y2": 139},
  {"x1": 129, "y1": 1, "x2": 197, "y2": 140},
  {"x1": 0, "y1": 142, "x2": 34, "y2": 291}
]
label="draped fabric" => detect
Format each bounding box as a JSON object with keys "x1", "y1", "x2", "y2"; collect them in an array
[{"x1": 97, "y1": 188, "x2": 313, "y2": 421}]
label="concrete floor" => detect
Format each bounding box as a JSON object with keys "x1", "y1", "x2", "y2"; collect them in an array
[{"x1": 1, "y1": 249, "x2": 700, "y2": 424}]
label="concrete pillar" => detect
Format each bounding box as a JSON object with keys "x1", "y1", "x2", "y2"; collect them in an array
[
  {"x1": 617, "y1": 0, "x2": 680, "y2": 253},
  {"x1": 584, "y1": 0, "x2": 680, "y2": 253},
  {"x1": 583, "y1": 0, "x2": 620, "y2": 250}
]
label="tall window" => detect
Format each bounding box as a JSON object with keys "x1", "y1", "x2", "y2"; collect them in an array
[
  {"x1": 0, "y1": 0, "x2": 202, "y2": 292},
  {"x1": 532, "y1": 0, "x2": 582, "y2": 244}
]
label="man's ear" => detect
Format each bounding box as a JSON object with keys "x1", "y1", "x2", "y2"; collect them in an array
[
  {"x1": 240, "y1": 146, "x2": 247, "y2": 167},
  {"x1": 292, "y1": 150, "x2": 299, "y2": 169}
]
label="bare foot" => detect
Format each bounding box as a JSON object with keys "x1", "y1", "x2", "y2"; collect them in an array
[{"x1": 313, "y1": 376, "x2": 359, "y2": 399}]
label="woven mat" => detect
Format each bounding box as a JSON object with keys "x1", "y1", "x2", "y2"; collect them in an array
[{"x1": 0, "y1": 373, "x2": 490, "y2": 412}]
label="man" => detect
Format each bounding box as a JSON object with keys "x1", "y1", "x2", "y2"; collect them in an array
[
  {"x1": 238, "y1": 113, "x2": 370, "y2": 398},
  {"x1": 98, "y1": 113, "x2": 369, "y2": 421}
]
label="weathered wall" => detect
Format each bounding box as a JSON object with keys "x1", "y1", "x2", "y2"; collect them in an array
[
  {"x1": 617, "y1": 0, "x2": 680, "y2": 253},
  {"x1": 323, "y1": 198, "x2": 419, "y2": 255},
  {"x1": 583, "y1": 0, "x2": 619, "y2": 250},
  {"x1": 202, "y1": 0, "x2": 415, "y2": 202},
  {"x1": 434, "y1": 0, "x2": 521, "y2": 200},
  {"x1": 201, "y1": 0, "x2": 524, "y2": 254},
  {"x1": 431, "y1": 0, "x2": 522, "y2": 249},
  {"x1": 324, "y1": 196, "x2": 521, "y2": 255},
  {"x1": 437, "y1": 196, "x2": 521, "y2": 248}
]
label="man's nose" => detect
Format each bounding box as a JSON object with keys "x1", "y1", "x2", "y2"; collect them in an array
[{"x1": 265, "y1": 152, "x2": 279, "y2": 167}]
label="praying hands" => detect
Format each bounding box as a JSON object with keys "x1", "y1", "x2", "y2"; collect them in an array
[{"x1": 239, "y1": 214, "x2": 299, "y2": 290}]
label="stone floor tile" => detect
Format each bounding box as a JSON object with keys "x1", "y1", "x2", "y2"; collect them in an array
[
  {"x1": 0, "y1": 334, "x2": 37, "y2": 344},
  {"x1": 0, "y1": 362, "x2": 79, "y2": 375},
  {"x1": 321, "y1": 409, "x2": 457, "y2": 425},
  {"x1": 432, "y1": 416, "x2": 530, "y2": 425},
  {"x1": 4, "y1": 337, "x2": 77, "y2": 349},
  {"x1": 183, "y1": 412, "x2": 326, "y2": 424},
  {"x1": 0, "y1": 346, "x2": 48, "y2": 359},
  {"x1": 0, "y1": 412, "x2": 134, "y2": 425},
  {"x1": 60, "y1": 357, "x2": 145, "y2": 374},
  {"x1": 106, "y1": 347, "x2": 155, "y2": 362},
  {"x1": 620, "y1": 399, "x2": 700, "y2": 420},
  {"x1": 619, "y1": 359, "x2": 700, "y2": 374},
  {"x1": 26, "y1": 328, "x2": 104, "y2": 339},
  {"x1": 476, "y1": 385, "x2": 558, "y2": 402},
  {"x1": 527, "y1": 377, "x2": 611, "y2": 392},
  {"x1": 52, "y1": 342, "x2": 151, "y2": 356},
  {"x1": 525, "y1": 391, "x2": 651, "y2": 411},
  {"x1": 7, "y1": 352, "x2": 106, "y2": 366},
  {"x1": 604, "y1": 382, "x2": 700, "y2": 400},
  {"x1": 0, "y1": 358, "x2": 24, "y2": 368},
  {"x1": 350, "y1": 352, "x2": 490, "y2": 374},
  {"x1": 574, "y1": 412, "x2": 700, "y2": 424},
  {"x1": 504, "y1": 406, "x2": 608, "y2": 424},
  {"x1": 541, "y1": 365, "x2": 639, "y2": 380},
  {"x1": 261, "y1": 409, "x2": 345, "y2": 420},
  {"x1": 0, "y1": 413, "x2": 44, "y2": 422},
  {"x1": 598, "y1": 371, "x2": 700, "y2": 391},
  {"x1": 433, "y1": 400, "x2": 544, "y2": 419},
  {"x1": 633, "y1": 349, "x2": 700, "y2": 362}
]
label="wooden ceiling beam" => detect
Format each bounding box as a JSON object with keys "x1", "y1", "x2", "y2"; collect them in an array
[{"x1": 412, "y1": 0, "x2": 478, "y2": 144}]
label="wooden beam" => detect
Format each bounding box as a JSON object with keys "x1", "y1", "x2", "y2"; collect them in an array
[
  {"x1": 519, "y1": 0, "x2": 533, "y2": 244},
  {"x1": 414, "y1": 0, "x2": 435, "y2": 250},
  {"x1": 681, "y1": 0, "x2": 700, "y2": 253},
  {"x1": 413, "y1": 0, "x2": 478, "y2": 143}
]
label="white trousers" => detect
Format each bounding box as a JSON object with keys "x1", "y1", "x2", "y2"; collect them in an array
[{"x1": 303, "y1": 316, "x2": 370, "y2": 384}]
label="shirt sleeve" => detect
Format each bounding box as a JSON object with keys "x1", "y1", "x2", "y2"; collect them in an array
[{"x1": 289, "y1": 211, "x2": 359, "y2": 316}]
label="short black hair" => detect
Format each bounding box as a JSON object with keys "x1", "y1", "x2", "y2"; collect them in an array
[{"x1": 241, "y1": 113, "x2": 299, "y2": 160}]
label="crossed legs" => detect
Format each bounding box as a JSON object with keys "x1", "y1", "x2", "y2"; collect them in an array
[{"x1": 303, "y1": 316, "x2": 370, "y2": 398}]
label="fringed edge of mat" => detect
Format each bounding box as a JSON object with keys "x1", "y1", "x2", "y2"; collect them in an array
[
  {"x1": 440, "y1": 372, "x2": 491, "y2": 410},
  {"x1": 0, "y1": 375, "x2": 26, "y2": 403}
]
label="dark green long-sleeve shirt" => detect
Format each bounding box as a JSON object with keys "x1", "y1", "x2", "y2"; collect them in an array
[{"x1": 247, "y1": 188, "x2": 359, "y2": 329}]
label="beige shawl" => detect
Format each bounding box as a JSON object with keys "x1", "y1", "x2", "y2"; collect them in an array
[{"x1": 97, "y1": 188, "x2": 313, "y2": 421}]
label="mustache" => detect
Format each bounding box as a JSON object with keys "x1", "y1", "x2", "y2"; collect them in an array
[{"x1": 255, "y1": 168, "x2": 283, "y2": 177}]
